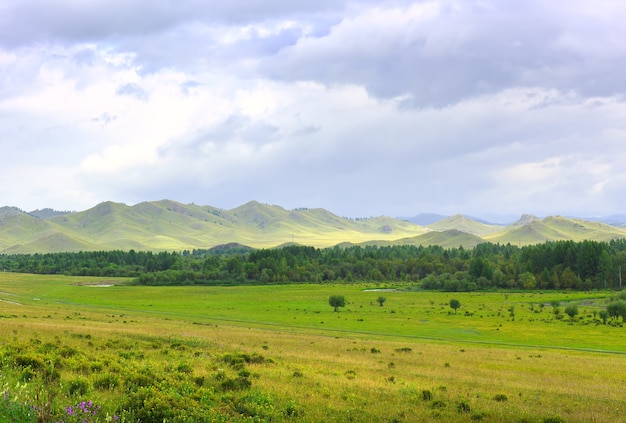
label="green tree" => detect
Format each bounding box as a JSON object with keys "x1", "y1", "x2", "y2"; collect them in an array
[
  {"x1": 564, "y1": 304, "x2": 579, "y2": 320},
  {"x1": 449, "y1": 298, "x2": 461, "y2": 314},
  {"x1": 329, "y1": 295, "x2": 346, "y2": 312},
  {"x1": 377, "y1": 296, "x2": 387, "y2": 307},
  {"x1": 599, "y1": 310, "x2": 609, "y2": 324},
  {"x1": 606, "y1": 301, "x2": 626, "y2": 321},
  {"x1": 519, "y1": 272, "x2": 537, "y2": 290},
  {"x1": 560, "y1": 267, "x2": 580, "y2": 289}
]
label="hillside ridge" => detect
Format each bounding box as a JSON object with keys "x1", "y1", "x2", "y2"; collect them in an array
[{"x1": 1, "y1": 201, "x2": 626, "y2": 253}]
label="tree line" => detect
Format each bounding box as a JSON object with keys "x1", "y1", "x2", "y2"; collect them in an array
[{"x1": 2, "y1": 239, "x2": 626, "y2": 290}]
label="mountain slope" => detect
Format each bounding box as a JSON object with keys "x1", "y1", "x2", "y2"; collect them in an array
[
  {"x1": 2, "y1": 201, "x2": 626, "y2": 253},
  {"x1": 398, "y1": 230, "x2": 485, "y2": 249},
  {"x1": 484, "y1": 216, "x2": 626, "y2": 244},
  {"x1": 0, "y1": 213, "x2": 80, "y2": 251},
  {"x1": 427, "y1": 214, "x2": 503, "y2": 236},
  {"x1": 0, "y1": 200, "x2": 428, "y2": 253}
]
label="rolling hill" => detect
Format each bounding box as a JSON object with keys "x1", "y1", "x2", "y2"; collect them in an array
[
  {"x1": 427, "y1": 214, "x2": 503, "y2": 236},
  {"x1": 484, "y1": 215, "x2": 626, "y2": 245},
  {"x1": 0, "y1": 200, "x2": 429, "y2": 253},
  {"x1": 2, "y1": 201, "x2": 626, "y2": 253}
]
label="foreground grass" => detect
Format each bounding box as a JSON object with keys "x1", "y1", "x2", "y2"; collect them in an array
[{"x1": 1, "y1": 273, "x2": 625, "y2": 422}]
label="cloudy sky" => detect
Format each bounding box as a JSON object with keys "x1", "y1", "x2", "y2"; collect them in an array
[{"x1": 1, "y1": 0, "x2": 625, "y2": 221}]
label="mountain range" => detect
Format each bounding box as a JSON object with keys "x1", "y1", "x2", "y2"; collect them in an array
[{"x1": 1, "y1": 200, "x2": 626, "y2": 253}]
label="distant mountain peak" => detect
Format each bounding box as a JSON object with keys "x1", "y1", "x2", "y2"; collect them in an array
[
  {"x1": 0, "y1": 206, "x2": 25, "y2": 219},
  {"x1": 513, "y1": 214, "x2": 541, "y2": 225},
  {"x1": 28, "y1": 208, "x2": 73, "y2": 219}
]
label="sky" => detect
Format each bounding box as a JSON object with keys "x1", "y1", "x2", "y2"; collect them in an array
[{"x1": 1, "y1": 0, "x2": 625, "y2": 222}]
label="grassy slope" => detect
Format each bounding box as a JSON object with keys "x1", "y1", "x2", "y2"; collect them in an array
[
  {"x1": 1, "y1": 200, "x2": 428, "y2": 253},
  {"x1": 427, "y1": 214, "x2": 503, "y2": 236},
  {"x1": 3, "y1": 200, "x2": 626, "y2": 254},
  {"x1": 396, "y1": 229, "x2": 485, "y2": 249},
  {"x1": 485, "y1": 216, "x2": 626, "y2": 244}
]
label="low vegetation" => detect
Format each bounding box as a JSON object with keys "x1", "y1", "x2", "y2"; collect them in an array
[{"x1": 2, "y1": 273, "x2": 626, "y2": 422}]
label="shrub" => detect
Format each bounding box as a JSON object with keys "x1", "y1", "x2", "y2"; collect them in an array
[
  {"x1": 221, "y1": 376, "x2": 252, "y2": 391},
  {"x1": 176, "y1": 362, "x2": 193, "y2": 374},
  {"x1": 93, "y1": 374, "x2": 120, "y2": 390},
  {"x1": 283, "y1": 400, "x2": 302, "y2": 417},
  {"x1": 457, "y1": 400, "x2": 471, "y2": 413},
  {"x1": 430, "y1": 400, "x2": 447, "y2": 409},
  {"x1": 124, "y1": 372, "x2": 155, "y2": 391},
  {"x1": 123, "y1": 387, "x2": 184, "y2": 422},
  {"x1": 14, "y1": 354, "x2": 46, "y2": 370},
  {"x1": 66, "y1": 377, "x2": 90, "y2": 396},
  {"x1": 564, "y1": 304, "x2": 579, "y2": 319},
  {"x1": 233, "y1": 392, "x2": 274, "y2": 419},
  {"x1": 20, "y1": 368, "x2": 37, "y2": 382},
  {"x1": 493, "y1": 394, "x2": 508, "y2": 402}
]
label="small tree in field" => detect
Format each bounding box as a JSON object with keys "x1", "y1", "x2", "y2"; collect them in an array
[
  {"x1": 329, "y1": 295, "x2": 346, "y2": 312},
  {"x1": 607, "y1": 301, "x2": 626, "y2": 321},
  {"x1": 564, "y1": 304, "x2": 579, "y2": 320},
  {"x1": 449, "y1": 299, "x2": 461, "y2": 314},
  {"x1": 599, "y1": 310, "x2": 609, "y2": 324},
  {"x1": 377, "y1": 296, "x2": 386, "y2": 307}
]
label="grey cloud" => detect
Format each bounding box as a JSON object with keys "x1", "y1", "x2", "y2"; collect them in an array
[
  {"x1": 116, "y1": 83, "x2": 148, "y2": 100},
  {"x1": 0, "y1": 0, "x2": 359, "y2": 47},
  {"x1": 259, "y1": 1, "x2": 626, "y2": 107}
]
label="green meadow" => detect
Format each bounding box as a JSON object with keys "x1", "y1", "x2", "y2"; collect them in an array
[{"x1": 1, "y1": 273, "x2": 625, "y2": 422}]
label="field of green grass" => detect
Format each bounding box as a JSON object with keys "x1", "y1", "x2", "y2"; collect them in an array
[{"x1": 1, "y1": 273, "x2": 625, "y2": 422}]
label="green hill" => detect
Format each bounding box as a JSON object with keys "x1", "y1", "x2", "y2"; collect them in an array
[
  {"x1": 3, "y1": 201, "x2": 626, "y2": 253},
  {"x1": 484, "y1": 216, "x2": 626, "y2": 245},
  {"x1": 0, "y1": 200, "x2": 428, "y2": 253},
  {"x1": 398, "y1": 229, "x2": 485, "y2": 249},
  {"x1": 427, "y1": 214, "x2": 502, "y2": 236}
]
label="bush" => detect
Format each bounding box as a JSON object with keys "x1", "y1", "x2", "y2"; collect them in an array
[
  {"x1": 93, "y1": 374, "x2": 120, "y2": 390},
  {"x1": 564, "y1": 304, "x2": 579, "y2": 319},
  {"x1": 14, "y1": 354, "x2": 46, "y2": 370},
  {"x1": 283, "y1": 400, "x2": 302, "y2": 417},
  {"x1": 233, "y1": 392, "x2": 274, "y2": 419},
  {"x1": 457, "y1": 400, "x2": 471, "y2": 413},
  {"x1": 124, "y1": 387, "x2": 184, "y2": 422},
  {"x1": 493, "y1": 394, "x2": 508, "y2": 402},
  {"x1": 220, "y1": 375, "x2": 252, "y2": 391},
  {"x1": 66, "y1": 377, "x2": 90, "y2": 396}
]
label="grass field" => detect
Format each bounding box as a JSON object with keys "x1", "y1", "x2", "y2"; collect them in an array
[{"x1": 1, "y1": 273, "x2": 625, "y2": 422}]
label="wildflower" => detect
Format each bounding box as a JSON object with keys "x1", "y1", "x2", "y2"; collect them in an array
[{"x1": 67, "y1": 405, "x2": 74, "y2": 415}]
